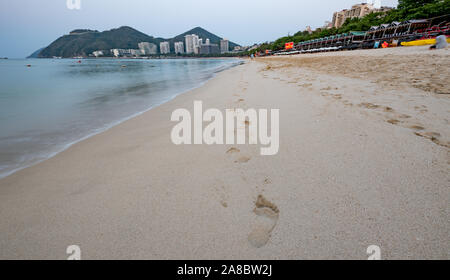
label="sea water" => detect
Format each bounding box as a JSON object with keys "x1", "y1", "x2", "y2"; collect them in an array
[{"x1": 0, "y1": 58, "x2": 242, "y2": 178}]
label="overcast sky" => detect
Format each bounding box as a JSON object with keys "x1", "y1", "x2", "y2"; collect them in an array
[{"x1": 0, "y1": 0, "x2": 398, "y2": 58}]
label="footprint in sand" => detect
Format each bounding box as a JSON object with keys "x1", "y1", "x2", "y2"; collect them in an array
[
  {"x1": 409, "y1": 125, "x2": 425, "y2": 131},
  {"x1": 414, "y1": 105, "x2": 428, "y2": 113},
  {"x1": 387, "y1": 119, "x2": 400, "y2": 125},
  {"x1": 226, "y1": 147, "x2": 240, "y2": 154},
  {"x1": 320, "y1": 86, "x2": 337, "y2": 91},
  {"x1": 299, "y1": 83, "x2": 313, "y2": 88},
  {"x1": 227, "y1": 147, "x2": 251, "y2": 163},
  {"x1": 359, "y1": 102, "x2": 380, "y2": 109},
  {"x1": 235, "y1": 156, "x2": 251, "y2": 163},
  {"x1": 384, "y1": 106, "x2": 394, "y2": 112},
  {"x1": 415, "y1": 131, "x2": 441, "y2": 139},
  {"x1": 248, "y1": 195, "x2": 279, "y2": 248},
  {"x1": 398, "y1": 114, "x2": 411, "y2": 119},
  {"x1": 219, "y1": 186, "x2": 229, "y2": 208},
  {"x1": 343, "y1": 100, "x2": 353, "y2": 107},
  {"x1": 414, "y1": 131, "x2": 449, "y2": 148}
]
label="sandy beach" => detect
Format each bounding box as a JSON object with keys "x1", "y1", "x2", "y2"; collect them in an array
[{"x1": 0, "y1": 46, "x2": 448, "y2": 259}]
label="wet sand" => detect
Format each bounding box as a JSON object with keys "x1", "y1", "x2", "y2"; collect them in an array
[{"x1": 0, "y1": 46, "x2": 448, "y2": 259}]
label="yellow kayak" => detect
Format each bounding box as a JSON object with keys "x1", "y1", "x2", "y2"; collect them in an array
[{"x1": 401, "y1": 38, "x2": 450, "y2": 46}]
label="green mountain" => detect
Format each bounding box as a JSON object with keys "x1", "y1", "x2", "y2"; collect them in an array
[
  {"x1": 36, "y1": 26, "x2": 239, "y2": 58},
  {"x1": 39, "y1": 27, "x2": 164, "y2": 58},
  {"x1": 27, "y1": 47, "x2": 45, "y2": 58}
]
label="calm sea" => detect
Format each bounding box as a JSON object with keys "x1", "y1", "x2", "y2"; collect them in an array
[{"x1": 0, "y1": 58, "x2": 242, "y2": 178}]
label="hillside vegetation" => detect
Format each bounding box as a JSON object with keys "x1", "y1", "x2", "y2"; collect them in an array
[{"x1": 252, "y1": 0, "x2": 450, "y2": 53}]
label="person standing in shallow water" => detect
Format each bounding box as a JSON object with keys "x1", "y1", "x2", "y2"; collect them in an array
[{"x1": 430, "y1": 35, "x2": 448, "y2": 50}]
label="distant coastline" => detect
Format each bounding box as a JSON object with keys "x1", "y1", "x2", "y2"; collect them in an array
[
  {"x1": 28, "y1": 56, "x2": 243, "y2": 60},
  {"x1": 33, "y1": 26, "x2": 246, "y2": 59}
]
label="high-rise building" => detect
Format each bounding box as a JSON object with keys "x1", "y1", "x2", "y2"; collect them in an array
[
  {"x1": 192, "y1": 35, "x2": 200, "y2": 54},
  {"x1": 332, "y1": 3, "x2": 375, "y2": 29},
  {"x1": 160, "y1": 42, "x2": 170, "y2": 54},
  {"x1": 185, "y1": 34, "x2": 200, "y2": 54},
  {"x1": 200, "y1": 38, "x2": 220, "y2": 55},
  {"x1": 185, "y1": 35, "x2": 194, "y2": 54},
  {"x1": 138, "y1": 42, "x2": 157, "y2": 55},
  {"x1": 331, "y1": 2, "x2": 392, "y2": 29},
  {"x1": 200, "y1": 44, "x2": 220, "y2": 55},
  {"x1": 174, "y1": 42, "x2": 185, "y2": 54},
  {"x1": 220, "y1": 39, "x2": 229, "y2": 53}
]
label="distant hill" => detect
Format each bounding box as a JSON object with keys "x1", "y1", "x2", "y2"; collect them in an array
[
  {"x1": 37, "y1": 26, "x2": 239, "y2": 58},
  {"x1": 39, "y1": 27, "x2": 164, "y2": 58},
  {"x1": 69, "y1": 29, "x2": 99, "y2": 35},
  {"x1": 27, "y1": 47, "x2": 45, "y2": 58}
]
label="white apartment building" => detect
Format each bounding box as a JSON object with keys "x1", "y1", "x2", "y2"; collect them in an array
[
  {"x1": 193, "y1": 35, "x2": 200, "y2": 54},
  {"x1": 185, "y1": 35, "x2": 194, "y2": 54},
  {"x1": 331, "y1": 1, "x2": 391, "y2": 29},
  {"x1": 174, "y1": 42, "x2": 185, "y2": 54},
  {"x1": 111, "y1": 49, "x2": 142, "y2": 57},
  {"x1": 92, "y1": 50, "x2": 104, "y2": 57},
  {"x1": 160, "y1": 42, "x2": 170, "y2": 54},
  {"x1": 185, "y1": 34, "x2": 200, "y2": 54},
  {"x1": 138, "y1": 42, "x2": 157, "y2": 55},
  {"x1": 110, "y1": 49, "x2": 139, "y2": 57},
  {"x1": 111, "y1": 49, "x2": 121, "y2": 57},
  {"x1": 220, "y1": 39, "x2": 229, "y2": 53}
]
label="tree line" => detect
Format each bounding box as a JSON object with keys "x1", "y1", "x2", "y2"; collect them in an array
[{"x1": 249, "y1": 0, "x2": 450, "y2": 54}]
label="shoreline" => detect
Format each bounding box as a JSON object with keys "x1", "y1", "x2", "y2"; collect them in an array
[
  {"x1": 23, "y1": 56, "x2": 244, "y2": 60},
  {"x1": 0, "y1": 47, "x2": 448, "y2": 259},
  {"x1": 0, "y1": 59, "x2": 244, "y2": 180}
]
